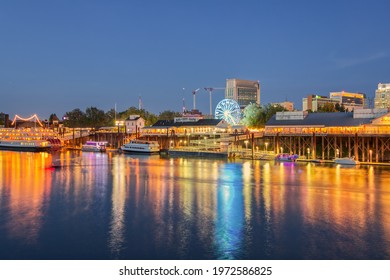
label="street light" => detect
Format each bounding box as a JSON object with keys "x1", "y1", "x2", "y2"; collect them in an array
[
  {"x1": 336, "y1": 148, "x2": 339, "y2": 158},
  {"x1": 307, "y1": 148, "x2": 310, "y2": 159},
  {"x1": 369, "y1": 149, "x2": 373, "y2": 162},
  {"x1": 265, "y1": 142, "x2": 269, "y2": 152},
  {"x1": 280, "y1": 147, "x2": 284, "y2": 154},
  {"x1": 244, "y1": 140, "x2": 249, "y2": 150}
]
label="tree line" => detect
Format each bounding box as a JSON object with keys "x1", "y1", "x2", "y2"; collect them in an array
[{"x1": 62, "y1": 106, "x2": 182, "y2": 128}]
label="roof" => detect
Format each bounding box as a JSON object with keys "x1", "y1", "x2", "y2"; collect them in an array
[
  {"x1": 150, "y1": 119, "x2": 224, "y2": 128},
  {"x1": 266, "y1": 112, "x2": 373, "y2": 127},
  {"x1": 126, "y1": 116, "x2": 142, "y2": 121}
]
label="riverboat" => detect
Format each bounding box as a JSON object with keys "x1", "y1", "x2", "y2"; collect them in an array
[
  {"x1": 121, "y1": 140, "x2": 160, "y2": 154},
  {"x1": 334, "y1": 157, "x2": 360, "y2": 165},
  {"x1": 81, "y1": 141, "x2": 107, "y2": 152},
  {"x1": 275, "y1": 153, "x2": 299, "y2": 162},
  {"x1": 0, "y1": 139, "x2": 51, "y2": 152}
]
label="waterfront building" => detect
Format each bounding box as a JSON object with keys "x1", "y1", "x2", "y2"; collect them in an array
[
  {"x1": 374, "y1": 83, "x2": 390, "y2": 109},
  {"x1": 225, "y1": 78, "x2": 260, "y2": 109},
  {"x1": 142, "y1": 117, "x2": 229, "y2": 136},
  {"x1": 125, "y1": 115, "x2": 145, "y2": 134},
  {"x1": 272, "y1": 101, "x2": 294, "y2": 111},
  {"x1": 330, "y1": 91, "x2": 366, "y2": 111},
  {"x1": 265, "y1": 109, "x2": 390, "y2": 162},
  {"x1": 141, "y1": 117, "x2": 231, "y2": 150},
  {"x1": 302, "y1": 95, "x2": 338, "y2": 112}
]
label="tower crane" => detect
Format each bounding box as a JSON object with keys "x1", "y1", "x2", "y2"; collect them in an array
[
  {"x1": 204, "y1": 87, "x2": 225, "y2": 116},
  {"x1": 192, "y1": 88, "x2": 200, "y2": 110}
]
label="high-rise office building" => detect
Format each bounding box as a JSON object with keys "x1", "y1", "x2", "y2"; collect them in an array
[
  {"x1": 330, "y1": 91, "x2": 366, "y2": 111},
  {"x1": 225, "y1": 79, "x2": 260, "y2": 109},
  {"x1": 374, "y1": 83, "x2": 390, "y2": 109}
]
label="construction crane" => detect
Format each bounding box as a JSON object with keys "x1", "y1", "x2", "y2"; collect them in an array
[
  {"x1": 204, "y1": 87, "x2": 225, "y2": 116},
  {"x1": 192, "y1": 88, "x2": 200, "y2": 110}
]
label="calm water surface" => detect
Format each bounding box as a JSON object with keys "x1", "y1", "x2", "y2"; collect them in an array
[{"x1": 1, "y1": 150, "x2": 390, "y2": 259}]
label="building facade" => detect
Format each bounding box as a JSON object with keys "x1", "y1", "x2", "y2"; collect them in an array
[
  {"x1": 330, "y1": 91, "x2": 366, "y2": 111},
  {"x1": 225, "y1": 78, "x2": 260, "y2": 109},
  {"x1": 302, "y1": 95, "x2": 338, "y2": 112},
  {"x1": 125, "y1": 115, "x2": 145, "y2": 134},
  {"x1": 374, "y1": 83, "x2": 390, "y2": 109}
]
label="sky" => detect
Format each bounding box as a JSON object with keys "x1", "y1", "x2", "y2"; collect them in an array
[{"x1": 1, "y1": 0, "x2": 390, "y2": 119}]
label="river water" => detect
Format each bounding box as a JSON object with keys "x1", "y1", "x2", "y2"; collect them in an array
[{"x1": 1, "y1": 150, "x2": 390, "y2": 260}]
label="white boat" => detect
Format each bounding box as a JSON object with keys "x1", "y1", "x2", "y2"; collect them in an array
[
  {"x1": 81, "y1": 141, "x2": 107, "y2": 152},
  {"x1": 0, "y1": 139, "x2": 51, "y2": 152},
  {"x1": 121, "y1": 140, "x2": 160, "y2": 154},
  {"x1": 334, "y1": 157, "x2": 360, "y2": 165}
]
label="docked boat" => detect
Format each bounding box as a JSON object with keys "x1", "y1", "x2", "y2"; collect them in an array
[
  {"x1": 121, "y1": 139, "x2": 160, "y2": 154},
  {"x1": 275, "y1": 153, "x2": 299, "y2": 162},
  {"x1": 334, "y1": 157, "x2": 360, "y2": 165},
  {"x1": 81, "y1": 141, "x2": 107, "y2": 152},
  {"x1": 0, "y1": 139, "x2": 51, "y2": 152}
]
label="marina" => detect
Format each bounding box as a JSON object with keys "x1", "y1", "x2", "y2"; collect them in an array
[{"x1": 1, "y1": 150, "x2": 390, "y2": 260}]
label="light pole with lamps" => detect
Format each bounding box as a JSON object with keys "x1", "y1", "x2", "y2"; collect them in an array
[{"x1": 244, "y1": 140, "x2": 249, "y2": 151}]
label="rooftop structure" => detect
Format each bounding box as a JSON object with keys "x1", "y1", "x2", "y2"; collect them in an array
[
  {"x1": 374, "y1": 83, "x2": 390, "y2": 109},
  {"x1": 265, "y1": 109, "x2": 389, "y2": 136},
  {"x1": 142, "y1": 118, "x2": 229, "y2": 136},
  {"x1": 225, "y1": 78, "x2": 260, "y2": 109}
]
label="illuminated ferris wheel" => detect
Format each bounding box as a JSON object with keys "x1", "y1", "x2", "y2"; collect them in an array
[{"x1": 214, "y1": 99, "x2": 242, "y2": 125}]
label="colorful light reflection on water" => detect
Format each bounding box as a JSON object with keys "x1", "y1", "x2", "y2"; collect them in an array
[{"x1": 1, "y1": 150, "x2": 390, "y2": 259}]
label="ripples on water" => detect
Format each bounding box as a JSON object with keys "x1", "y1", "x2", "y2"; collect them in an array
[{"x1": 1, "y1": 150, "x2": 390, "y2": 259}]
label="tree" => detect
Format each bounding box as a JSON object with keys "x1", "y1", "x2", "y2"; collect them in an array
[
  {"x1": 49, "y1": 113, "x2": 59, "y2": 124},
  {"x1": 241, "y1": 103, "x2": 264, "y2": 128},
  {"x1": 263, "y1": 104, "x2": 285, "y2": 123},
  {"x1": 318, "y1": 102, "x2": 337, "y2": 112},
  {"x1": 241, "y1": 103, "x2": 285, "y2": 128},
  {"x1": 64, "y1": 108, "x2": 86, "y2": 127},
  {"x1": 158, "y1": 110, "x2": 182, "y2": 120},
  {"x1": 85, "y1": 107, "x2": 107, "y2": 128},
  {"x1": 118, "y1": 106, "x2": 158, "y2": 126}
]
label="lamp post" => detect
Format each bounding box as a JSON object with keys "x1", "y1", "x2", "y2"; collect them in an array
[
  {"x1": 280, "y1": 147, "x2": 284, "y2": 154},
  {"x1": 307, "y1": 148, "x2": 310, "y2": 159},
  {"x1": 336, "y1": 148, "x2": 339, "y2": 158},
  {"x1": 244, "y1": 140, "x2": 249, "y2": 151},
  {"x1": 369, "y1": 149, "x2": 373, "y2": 162},
  {"x1": 265, "y1": 142, "x2": 269, "y2": 152},
  {"x1": 204, "y1": 136, "x2": 207, "y2": 150}
]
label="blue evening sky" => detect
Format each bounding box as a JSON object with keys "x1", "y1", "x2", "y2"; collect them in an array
[{"x1": 1, "y1": 0, "x2": 389, "y2": 118}]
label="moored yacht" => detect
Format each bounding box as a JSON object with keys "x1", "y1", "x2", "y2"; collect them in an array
[
  {"x1": 0, "y1": 139, "x2": 51, "y2": 152},
  {"x1": 121, "y1": 139, "x2": 160, "y2": 154},
  {"x1": 81, "y1": 141, "x2": 107, "y2": 152},
  {"x1": 334, "y1": 157, "x2": 360, "y2": 165}
]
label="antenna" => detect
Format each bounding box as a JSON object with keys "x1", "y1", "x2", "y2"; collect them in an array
[
  {"x1": 204, "y1": 87, "x2": 225, "y2": 116},
  {"x1": 182, "y1": 88, "x2": 186, "y2": 113},
  {"x1": 138, "y1": 95, "x2": 142, "y2": 110},
  {"x1": 192, "y1": 88, "x2": 200, "y2": 110}
]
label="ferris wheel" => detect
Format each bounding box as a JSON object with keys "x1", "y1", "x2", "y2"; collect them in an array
[{"x1": 214, "y1": 99, "x2": 242, "y2": 125}]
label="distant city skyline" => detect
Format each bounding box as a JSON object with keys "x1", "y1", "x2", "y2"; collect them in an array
[{"x1": 1, "y1": 0, "x2": 390, "y2": 118}]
